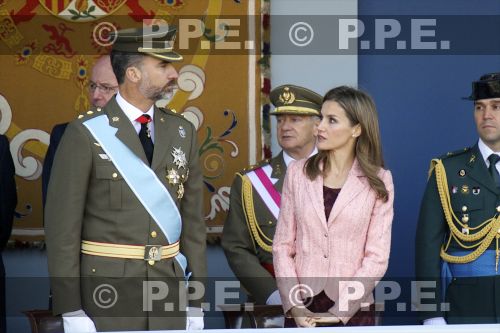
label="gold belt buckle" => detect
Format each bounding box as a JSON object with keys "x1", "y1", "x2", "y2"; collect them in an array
[{"x1": 144, "y1": 245, "x2": 163, "y2": 261}]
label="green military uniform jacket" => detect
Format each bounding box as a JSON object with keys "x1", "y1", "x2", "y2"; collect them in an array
[
  {"x1": 222, "y1": 153, "x2": 286, "y2": 304},
  {"x1": 45, "y1": 97, "x2": 207, "y2": 331},
  {"x1": 416, "y1": 144, "x2": 500, "y2": 324}
]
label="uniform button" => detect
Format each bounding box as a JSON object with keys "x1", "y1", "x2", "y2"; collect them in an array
[
  {"x1": 461, "y1": 216, "x2": 469, "y2": 223},
  {"x1": 151, "y1": 231, "x2": 157, "y2": 238},
  {"x1": 96, "y1": 107, "x2": 102, "y2": 112},
  {"x1": 324, "y1": 233, "x2": 328, "y2": 238},
  {"x1": 461, "y1": 205, "x2": 467, "y2": 212},
  {"x1": 496, "y1": 206, "x2": 500, "y2": 213},
  {"x1": 148, "y1": 260, "x2": 155, "y2": 266},
  {"x1": 268, "y1": 221, "x2": 273, "y2": 225},
  {"x1": 112, "y1": 173, "x2": 118, "y2": 178},
  {"x1": 92, "y1": 268, "x2": 96, "y2": 273},
  {"x1": 323, "y1": 254, "x2": 328, "y2": 258}
]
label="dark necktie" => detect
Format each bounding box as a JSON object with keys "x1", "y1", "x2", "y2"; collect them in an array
[
  {"x1": 136, "y1": 114, "x2": 154, "y2": 165},
  {"x1": 488, "y1": 154, "x2": 500, "y2": 187}
]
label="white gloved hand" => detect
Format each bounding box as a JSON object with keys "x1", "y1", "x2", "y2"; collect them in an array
[
  {"x1": 266, "y1": 290, "x2": 282, "y2": 305},
  {"x1": 62, "y1": 309, "x2": 97, "y2": 332},
  {"x1": 186, "y1": 306, "x2": 204, "y2": 330},
  {"x1": 423, "y1": 317, "x2": 447, "y2": 325}
]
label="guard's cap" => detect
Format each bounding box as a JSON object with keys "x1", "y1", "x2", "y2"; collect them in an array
[
  {"x1": 465, "y1": 72, "x2": 500, "y2": 101},
  {"x1": 269, "y1": 85, "x2": 322, "y2": 116},
  {"x1": 110, "y1": 25, "x2": 183, "y2": 62}
]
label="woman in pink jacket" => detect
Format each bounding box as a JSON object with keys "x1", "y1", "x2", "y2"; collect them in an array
[{"x1": 273, "y1": 86, "x2": 394, "y2": 327}]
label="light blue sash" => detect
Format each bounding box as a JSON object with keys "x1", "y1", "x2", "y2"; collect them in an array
[{"x1": 83, "y1": 115, "x2": 188, "y2": 278}]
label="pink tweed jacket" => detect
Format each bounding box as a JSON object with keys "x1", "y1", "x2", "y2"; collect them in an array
[{"x1": 272, "y1": 158, "x2": 394, "y2": 324}]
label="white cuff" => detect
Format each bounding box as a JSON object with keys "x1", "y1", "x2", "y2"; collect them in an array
[
  {"x1": 266, "y1": 290, "x2": 282, "y2": 305},
  {"x1": 62, "y1": 310, "x2": 97, "y2": 332},
  {"x1": 423, "y1": 317, "x2": 447, "y2": 325},
  {"x1": 186, "y1": 307, "x2": 204, "y2": 330}
]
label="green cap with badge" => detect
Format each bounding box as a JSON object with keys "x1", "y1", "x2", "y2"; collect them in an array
[
  {"x1": 269, "y1": 84, "x2": 322, "y2": 116},
  {"x1": 110, "y1": 25, "x2": 183, "y2": 62}
]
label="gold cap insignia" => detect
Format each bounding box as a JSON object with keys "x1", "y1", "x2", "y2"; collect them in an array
[{"x1": 279, "y1": 87, "x2": 295, "y2": 105}]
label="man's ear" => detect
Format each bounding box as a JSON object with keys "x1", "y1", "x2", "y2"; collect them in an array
[{"x1": 125, "y1": 66, "x2": 141, "y2": 83}]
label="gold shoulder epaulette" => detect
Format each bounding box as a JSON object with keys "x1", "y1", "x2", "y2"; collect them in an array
[{"x1": 242, "y1": 159, "x2": 271, "y2": 174}]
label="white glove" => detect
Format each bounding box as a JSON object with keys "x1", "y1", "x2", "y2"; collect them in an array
[
  {"x1": 423, "y1": 317, "x2": 447, "y2": 325},
  {"x1": 186, "y1": 306, "x2": 204, "y2": 330},
  {"x1": 62, "y1": 309, "x2": 97, "y2": 332},
  {"x1": 266, "y1": 290, "x2": 282, "y2": 305}
]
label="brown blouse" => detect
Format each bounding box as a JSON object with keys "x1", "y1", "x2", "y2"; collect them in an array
[{"x1": 323, "y1": 186, "x2": 341, "y2": 221}]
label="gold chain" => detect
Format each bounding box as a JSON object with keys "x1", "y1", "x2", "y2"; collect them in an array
[
  {"x1": 433, "y1": 159, "x2": 500, "y2": 266},
  {"x1": 241, "y1": 174, "x2": 273, "y2": 253}
]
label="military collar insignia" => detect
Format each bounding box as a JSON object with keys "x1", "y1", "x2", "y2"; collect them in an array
[{"x1": 469, "y1": 154, "x2": 476, "y2": 164}]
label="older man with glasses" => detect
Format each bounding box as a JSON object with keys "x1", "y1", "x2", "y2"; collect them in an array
[{"x1": 42, "y1": 55, "x2": 118, "y2": 206}]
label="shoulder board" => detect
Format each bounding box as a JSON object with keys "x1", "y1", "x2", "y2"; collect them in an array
[
  {"x1": 76, "y1": 106, "x2": 102, "y2": 121},
  {"x1": 159, "y1": 107, "x2": 193, "y2": 125},
  {"x1": 241, "y1": 158, "x2": 271, "y2": 174},
  {"x1": 438, "y1": 147, "x2": 470, "y2": 160}
]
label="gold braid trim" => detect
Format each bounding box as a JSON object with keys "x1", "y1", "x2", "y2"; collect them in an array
[
  {"x1": 433, "y1": 159, "x2": 500, "y2": 267},
  {"x1": 240, "y1": 174, "x2": 273, "y2": 253}
]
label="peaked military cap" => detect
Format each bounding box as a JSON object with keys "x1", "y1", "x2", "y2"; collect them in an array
[
  {"x1": 269, "y1": 84, "x2": 322, "y2": 116},
  {"x1": 465, "y1": 72, "x2": 500, "y2": 101},
  {"x1": 110, "y1": 25, "x2": 183, "y2": 62}
]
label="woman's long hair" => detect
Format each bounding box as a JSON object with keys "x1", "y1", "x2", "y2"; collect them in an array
[{"x1": 304, "y1": 86, "x2": 389, "y2": 202}]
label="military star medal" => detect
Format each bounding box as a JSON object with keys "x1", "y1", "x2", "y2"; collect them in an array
[
  {"x1": 171, "y1": 147, "x2": 187, "y2": 169},
  {"x1": 166, "y1": 168, "x2": 180, "y2": 185}
]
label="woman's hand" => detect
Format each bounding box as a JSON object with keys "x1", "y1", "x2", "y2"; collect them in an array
[
  {"x1": 313, "y1": 313, "x2": 341, "y2": 324},
  {"x1": 290, "y1": 306, "x2": 317, "y2": 328}
]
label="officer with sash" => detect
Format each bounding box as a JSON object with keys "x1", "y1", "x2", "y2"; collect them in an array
[
  {"x1": 416, "y1": 73, "x2": 500, "y2": 324},
  {"x1": 45, "y1": 26, "x2": 207, "y2": 332},
  {"x1": 222, "y1": 85, "x2": 322, "y2": 309}
]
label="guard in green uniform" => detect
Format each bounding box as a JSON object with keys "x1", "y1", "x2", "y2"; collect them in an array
[
  {"x1": 416, "y1": 73, "x2": 500, "y2": 324},
  {"x1": 45, "y1": 26, "x2": 207, "y2": 332},
  {"x1": 222, "y1": 85, "x2": 322, "y2": 308}
]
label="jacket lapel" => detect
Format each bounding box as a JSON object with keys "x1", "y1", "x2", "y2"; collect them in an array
[
  {"x1": 271, "y1": 152, "x2": 286, "y2": 192},
  {"x1": 151, "y1": 107, "x2": 174, "y2": 171},
  {"x1": 465, "y1": 144, "x2": 499, "y2": 195},
  {"x1": 328, "y1": 159, "x2": 367, "y2": 224},
  {"x1": 306, "y1": 170, "x2": 328, "y2": 230},
  {"x1": 106, "y1": 98, "x2": 149, "y2": 165}
]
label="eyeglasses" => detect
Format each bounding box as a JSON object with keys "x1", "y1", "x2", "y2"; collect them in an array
[{"x1": 88, "y1": 81, "x2": 118, "y2": 95}]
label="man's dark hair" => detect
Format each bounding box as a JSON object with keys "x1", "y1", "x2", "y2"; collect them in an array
[{"x1": 110, "y1": 50, "x2": 144, "y2": 84}]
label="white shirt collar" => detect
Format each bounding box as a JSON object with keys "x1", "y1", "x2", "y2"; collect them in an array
[
  {"x1": 477, "y1": 138, "x2": 500, "y2": 166},
  {"x1": 115, "y1": 92, "x2": 154, "y2": 124},
  {"x1": 282, "y1": 147, "x2": 318, "y2": 167}
]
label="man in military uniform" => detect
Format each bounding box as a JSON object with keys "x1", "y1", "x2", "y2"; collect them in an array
[
  {"x1": 45, "y1": 26, "x2": 206, "y2": 332},
  {"x1": 416, "y1": 73, "x2": 500, "y2": 324},
  {"x1": 222, "y1": 85, "x2": 322, "y2": 309}
]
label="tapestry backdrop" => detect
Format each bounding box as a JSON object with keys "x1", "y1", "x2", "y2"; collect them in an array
[{"x1": 0, "y1": 0, "x2": 270, "y2": 245}]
